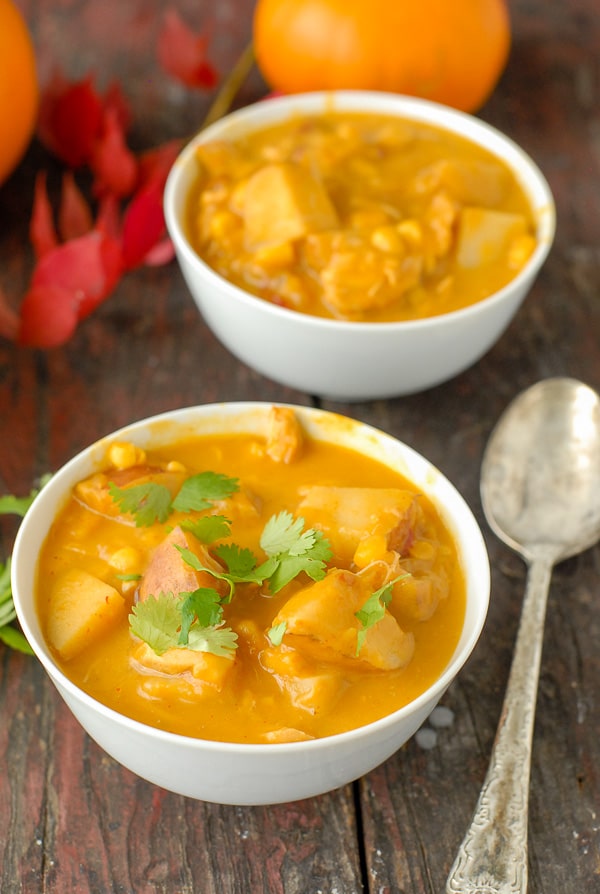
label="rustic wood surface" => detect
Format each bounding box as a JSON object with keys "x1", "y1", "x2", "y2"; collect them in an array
[{"x1": 1, "y1": 1, "x2": 599, "y2": 891}]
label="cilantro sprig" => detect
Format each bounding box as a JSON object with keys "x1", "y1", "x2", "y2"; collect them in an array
[
  {"x1": 130, "y1": 590, "x2": 238, "y2": 658},
  {"x1": 109, "y1": 471, "x2": 239, "y2": 528},
  {"x1": 0, "y1": 475, "x2": 51, "y2": 654}
]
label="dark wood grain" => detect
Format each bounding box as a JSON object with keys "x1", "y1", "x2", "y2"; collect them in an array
[{"x1": 1, "y1": 0, "x2": 600, "y2": 891}]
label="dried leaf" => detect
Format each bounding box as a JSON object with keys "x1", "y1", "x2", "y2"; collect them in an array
[
  {"x1": 91, "y1": 107, "x2": 138, "y2": 198},
  {"x1": 157, "y1": 9, "x2": 218, "y2": 89},
  {"x1": 30, "y1": 172, "x2": 59, "y2": 258},
  {"x1": 58, "y1": 172, "x2": 94, "y2": 241}
]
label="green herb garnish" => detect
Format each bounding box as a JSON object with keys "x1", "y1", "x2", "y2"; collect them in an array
[{"x1": 355, "y1": 575, "x2": 407, "y2": 655}]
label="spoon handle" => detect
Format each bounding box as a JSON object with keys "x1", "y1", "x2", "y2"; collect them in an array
[{"x1": 445, "y1": 553, "x2": 554, "y2": 894}]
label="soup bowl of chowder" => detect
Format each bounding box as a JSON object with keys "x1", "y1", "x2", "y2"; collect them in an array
[
  {"x1": 164, "y1": 91, "x2": 555, "y2": 401},
  {"x1": 12, "y1": 403, "x2": 489, "y2": 805}
]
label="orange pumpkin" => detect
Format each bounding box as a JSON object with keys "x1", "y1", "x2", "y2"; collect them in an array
[
  {"x1": 0, "y1": 0, "x2": 38, "y2": 186},
  {"x1": 253, "y1": 0, "x2": 511, "y2": 113}
]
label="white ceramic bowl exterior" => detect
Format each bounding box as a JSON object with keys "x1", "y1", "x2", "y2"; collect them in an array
[
  {"x1": 164, "y1": 91, "x2": 556, "y2": 401},
  {"x1": 12, "y1": 403, "x2": 490, "y2": 805}
]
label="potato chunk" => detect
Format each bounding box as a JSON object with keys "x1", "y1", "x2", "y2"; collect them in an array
[
  {"x1": 47, "y1": 569, "x2": 125, "y2": 660},
  {"x1": 261, "y1": 645, "x2": 344, "y2": 714},
  {"x1": 456, "y1": 208, "x2": 529, "y2": 269},
  {"x1": 297, "y1": 486, "x2": 418, "y2": 565},
  {"x1": 272, "y1": 568, "x2": 414, "y2": 671},
  {"x1": 131, "y1": 641, "x2": 234, "y2": 690},
  {"x1": 241, "y1": 162, "x2": 339, "y2": 249}
]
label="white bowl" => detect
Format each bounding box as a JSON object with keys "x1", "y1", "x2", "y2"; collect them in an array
[
  {"x1": 164, "y1": 91, "x2": 555, "y2": 401},
  {"x1": 12, "y1": 403, "x2": 490, "y2": 805}
]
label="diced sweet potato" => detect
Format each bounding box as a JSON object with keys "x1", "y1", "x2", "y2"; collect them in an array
[
  {"x1": 265, "y1": 406, "x2": 303, "y2": 464},
  {"x1": 47, "y1": 569, "x2": 125, "y2": 660},
  {"x1": 137, "y1": 526, "x2": 225, "y2": 602},
  {"x1": 297, "y1": 486, "x2": 418, "y2": 565},
  {"x1": 272, "y1": 568, "x2": 414, "y2": 671},
  {"x1": 241, "y1": 162, "x2": 339, "y2": 250},
  {"x1": 456, "y1": 208, "x2": 529, "y2": 269}
]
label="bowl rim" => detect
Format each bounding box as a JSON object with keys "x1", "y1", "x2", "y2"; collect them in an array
[
  {"x1": 12, "y1": 400, "x2": 490, "y2": 753},
  {"x1": 164, "y1": 88, "x2": 556, "y2": 333}
]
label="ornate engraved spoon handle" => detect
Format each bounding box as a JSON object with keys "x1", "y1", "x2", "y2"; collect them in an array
[{"x1": 445, "y1": 554, "x2": 554, "y2": 894}]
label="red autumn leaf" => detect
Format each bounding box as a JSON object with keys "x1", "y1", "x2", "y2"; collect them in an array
[
  {"x1": 31, "y1": 230, "x2": 124, "y2": 321},
  {"x1": 18, "y1": 284, "x2": 80, "y2": 348},
  {"x1": 38, "y1": 72, "x2": 104, "y2": 167},
  {"x1": 102, "y1": 80, "x2": 133, "y2": 135},
  {"x1": 143, "y1": 237, "x2": 175, "y2": 267},
  {"x1": 137, "y1": 139, "x2": 183, "y2": 189},
  {"x1": 120, "y1": 181, "x2": 167, "y2": 270},
  {"x1": 30, "y1": 172, "x2": 59, "y2": 259},
  {"x1": 58, "y1": 172, "x2": 94, "y2": 241},
  {"x1": 157, "y1": 9, "x2": 218, "y2": 89},
  {"x1": 90, "y1": 107, "x2": 138, "y2": 198}
]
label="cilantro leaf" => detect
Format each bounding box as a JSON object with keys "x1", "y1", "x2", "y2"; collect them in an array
[
  {"x1": 172, "y1": 472, "x2": 239, "y2": 512},
  {"x1": 267, "y1": 621, "x2": 287, "y2": 646},
  {"x1": 259, "y1": 511, "x2": 332, "y2": 594},
  {"x1": 178, "y1": 588, "x2": 223, "y2": 644},
  {"x1": 129, "y1": 591, "x2": 237, "y2": 658},
  {"x1": 0, "y1": 474, "x2": 52, "y2": 518},
  {"x1": 186, "y1": 625, "x2": 238, "y2": 657},
  {"x1": 181, "y1": 515, "x2": 232, "y2": 543},
  {"x1": 109, "y1": 481, "x2": 173, "y2": 527},
  {"x1": 129, "y1": 592, "x2": 182, "y2": 654},
  {"x1": 214, "y1": 543, "x2": 263, "y2": 580},
  {"x1": 355, "y1": 575, "x2": 408, "y2": 655}
]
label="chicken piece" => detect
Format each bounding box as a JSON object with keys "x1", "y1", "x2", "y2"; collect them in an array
[
  {"x1": 272, "y1": 568, "x2": 415, "y2": 671},
  {"x1": 297, "y1": 486, "x2": 419, "y2": 566},
  {"x1": 265, "y1": 406, "x2": 304, "y2": 464},
  {"x1": 137, "y1": 525, "x2": 226, "y2": 602},
  {"x1": 75, "y1": 465, "x2": 186, "y2": 522},
  {"x1": 241, "y1": 162, "x2": 339, "y2": 250},
  {"x1": 456, "y1": 208, "x2": 530, "y2": 269},
  {"x1": 131, "y1": 641, "x2": 234, "y2": 689},
  {"x1": 261, "y1": 645, "x2": 344, "y2": 714},
  {"x1": 320, "y1": 248, "x2": 422, "y2": 317},
  {"x1": 47, "y1": 569, "x2": 125, "y2": 660}
]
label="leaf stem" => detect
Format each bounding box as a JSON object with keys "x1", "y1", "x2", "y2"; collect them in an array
[{"x1": 200, "y1": 42, "x2": 255, "y2": 132}]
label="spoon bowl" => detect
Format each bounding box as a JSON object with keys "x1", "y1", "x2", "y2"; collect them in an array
[
  {"x1": 482, "y1": 377, "x2": 600, "y2": 563},
  {"x1": 447, "y1": 377, "x2": 600, "y2": 894}
]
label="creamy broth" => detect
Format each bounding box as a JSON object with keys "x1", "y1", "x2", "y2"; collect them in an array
[
  {"x1": 37, "y1": 409, "x2": 466, "y2": 743},
  {"x1": 187, "y1": 111, "x2": 536, "y2": 322}
]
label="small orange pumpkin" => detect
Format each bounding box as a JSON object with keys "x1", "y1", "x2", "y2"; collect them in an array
[
  {"x1": 253, "y1": 0, "x2": 511, "y2": 113},
  {"x1": 0, "y1": 0, "x2": 38, "y2": 185}
]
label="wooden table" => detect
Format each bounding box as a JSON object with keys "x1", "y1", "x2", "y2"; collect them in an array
[{"x1": 1, "y1": 1, "x2": 599, "y2": 891}]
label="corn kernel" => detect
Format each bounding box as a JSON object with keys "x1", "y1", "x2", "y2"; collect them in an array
[
  {"x1": 109, "y1": 546, "x2": 141, "y2": 573},
  {"x1": 209, "y1": 209, "x2": 239, "y2": 240},
  {"x1": 166, "y1": 460, "x2": 186, "y2": 473},
  {"x1": 371, "y1": 225, "x2": 405, "y2": 254},
  {"x1": 252, "y1": 241, "x2": 295, "y2": 270},
  {"x1": 107, "y1": 441, "x2": 146, "y2": 470},
  {"x1": 348, "y1": 207, "x2": 390, "y2": 230},
  {"x1": 409, "y1": 539, "x2": 437, "y2": 561},
  {"x1": 397, "y1": 219, "x2": 424, "y2": 247},
  {"x1": 508, "y1": 234, "x2": 536, "y2": 269}
]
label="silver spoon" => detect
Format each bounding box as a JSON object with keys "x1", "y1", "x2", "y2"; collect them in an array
[{"x1": 446, "y1": 377, "x2": 600, "y2": 894}]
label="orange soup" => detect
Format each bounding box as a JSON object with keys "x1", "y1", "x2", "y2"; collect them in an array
[
  {"x1": 36, "y1": 408, "x2": 465, "y2": 743},
  {"x1": 187, "y1": 111, "x2": 536, "y2": 322}
]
